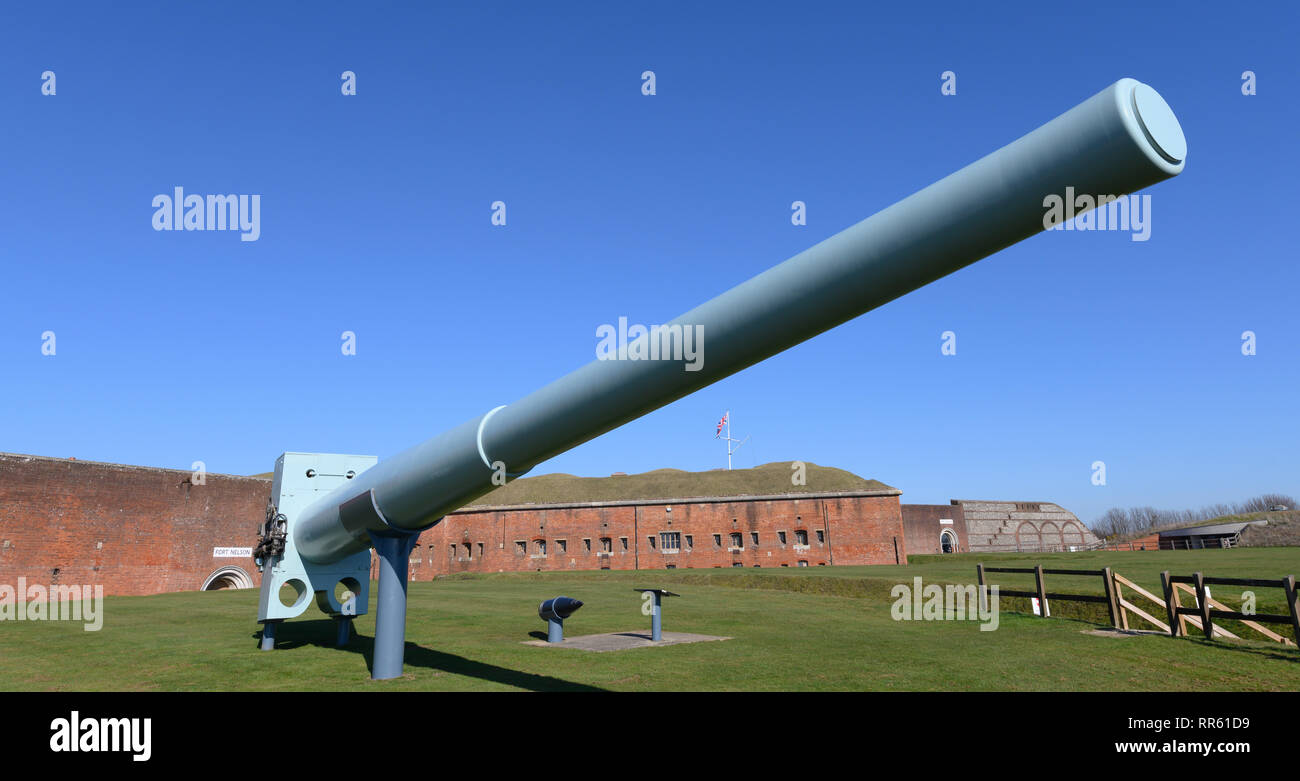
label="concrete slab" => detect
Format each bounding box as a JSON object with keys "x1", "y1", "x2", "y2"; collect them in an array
[{"x1": 523, "y1": 631, "x2": 731, "y2": 652}]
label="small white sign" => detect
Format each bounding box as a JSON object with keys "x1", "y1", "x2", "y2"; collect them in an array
[
  {"x1": 939, "y1": 519, "x2": 953, "y2": 525},
  {"x1": 214, "y1": 547, "x2": 252, "y2": 558},
  {"x1": 1031, "y1": 597, "x2": 1051, "y2": 617}
]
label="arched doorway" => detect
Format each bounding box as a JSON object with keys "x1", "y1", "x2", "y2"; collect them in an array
[
  {"x1": 201, "y1": 565, "x2": 254, "y2": 591},
  {"x1": 940, "y1": 529, "x2": 957, "y2": 554}
]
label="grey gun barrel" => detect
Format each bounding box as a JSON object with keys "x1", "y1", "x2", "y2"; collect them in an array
[{"x1": 295, "y1": 78, "x2": 1186, "y2": 564}]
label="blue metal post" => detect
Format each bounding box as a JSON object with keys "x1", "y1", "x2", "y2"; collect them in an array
[
  {"x1": 336, "y1": 616, "x2": 352, "y2": 646},
  {"x1": 547, "y1": 617, "x2": 564, "y2": 643},
  {"x1": 370, "y1": 528, "x2": 421, "y2": 680},
  {"x1": 260, "y1": 620, "x2": 278, "y2": 650},
  {"x1": 651, "y1": 592, "x2": 662, "y2": 642}
]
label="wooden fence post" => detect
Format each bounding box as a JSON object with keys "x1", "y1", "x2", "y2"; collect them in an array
[
  {"x1": 1283, "y1": 575, "x2": 1300, "y2": 648},
  {"x1": 1034, "y1": 564, "x2": 1048, "y2": 618},
  {"x1": 1160, "y1": 571, "x2": 1181, "y2": 637},
  {"x1": 976, "y1": 564, "x2": 986, "y2": 615},
  {"x1": 1114, "y1": 574, "x2": 1130, "y2": 630},
  {"x1": 1193, "y1": 572, "x2": 1213, "y2": 640},
  {"x1": 1101, "y1": 566, "x2": 1120, "y2": 628}
]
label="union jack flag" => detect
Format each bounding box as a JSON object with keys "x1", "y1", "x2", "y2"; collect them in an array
[{"x1": 715, "y1": 412, "x2": 728, "y2": 438}]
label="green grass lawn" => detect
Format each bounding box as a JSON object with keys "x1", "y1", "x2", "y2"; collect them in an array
[{"x1": 2, "y1": 548, "x2": 1296, "y2": 691}]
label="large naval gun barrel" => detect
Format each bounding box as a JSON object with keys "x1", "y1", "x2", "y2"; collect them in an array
[
  {"x1": 294, "y1": 78, "x2": 1186, "y2": 566},
  {"x1": 260, "y1": 78, "x2": 1185, "y2": 679}
]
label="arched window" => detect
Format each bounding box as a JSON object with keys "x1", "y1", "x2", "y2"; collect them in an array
[{"x1": 940, "y1": 529, "x2": 957, "y2": 554}]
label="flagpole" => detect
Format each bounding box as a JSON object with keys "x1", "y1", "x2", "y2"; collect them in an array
[
  {"x1": 715, "y1": 409, "x2": 748, "y2": 470},
  {"x1": 726, "y1": 410, "x2": 732, "y2": 471}
]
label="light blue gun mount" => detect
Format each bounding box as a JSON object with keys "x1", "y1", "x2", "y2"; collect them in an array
[
  {"x1": 254, "y1": 78, "x2": 1186, "y2": 680},
  {"x1": 255, "y1": 453, "x2": 376, "y2": 649}
]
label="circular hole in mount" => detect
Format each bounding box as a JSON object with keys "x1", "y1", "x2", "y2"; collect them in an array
[
  {"x1": 334, "y1": 577, "x2": 362, "y2": 613},
  {"x1": 278, "y1": 578, "x2": 308, "y2": 609}
]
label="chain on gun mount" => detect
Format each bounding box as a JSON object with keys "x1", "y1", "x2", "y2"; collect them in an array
[{"x1": 253, "y1": 499, "x2": 287, "y2": 570}]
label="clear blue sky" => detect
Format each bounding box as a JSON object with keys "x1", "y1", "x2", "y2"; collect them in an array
[{"x1": 2, "y1": 2, "x2": 1296, "y2": 524}]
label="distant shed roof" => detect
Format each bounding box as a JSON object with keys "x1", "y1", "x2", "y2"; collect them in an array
[{"x1": 1160, "y1": 521, "x2": 1263, "y2": 538}]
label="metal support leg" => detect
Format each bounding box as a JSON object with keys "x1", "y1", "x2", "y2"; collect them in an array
[
  {"x1": 336, "y1": 616, "x2": 353, "y2": 647},
  {"x1": 651, "y1": 592, "x2": 662, "y2": 642},
  {"x1": 260, "y1": 620, "x2": 280, "y2": 651},
  {"x1": 370, "y1": 528, "x2": 421, "y2": 680},
  {"x1": 547, "y1": 617, "x2": 564, "y2": 643}
]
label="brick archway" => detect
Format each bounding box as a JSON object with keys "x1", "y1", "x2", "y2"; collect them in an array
[
  {"x1": 1040, "y1": 522, "x2": 1062, "y2": 551},
  {"x1": 201, "y1": 565, "x2": 253, "y2": 591},
  {"x1": 1015, "y1": 521, "x2": 1041, "y2": 551},
  {"x1": 1061, "y1": 522, "x2": 1085, "y2": 548}
]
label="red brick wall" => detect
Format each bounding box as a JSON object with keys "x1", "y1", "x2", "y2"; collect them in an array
[
  {"x1": 901, "y1": 504, "x2": 968, "y2": 556},
  {"x1": 408, "y1": 493, "x2": 906, "y2": 576},
  {"x1": 0, "y1": 453, "x2": 268, "y2": 596},
  {"x1": 1, "y1": 453, "x2": 906, "y2": 595}
]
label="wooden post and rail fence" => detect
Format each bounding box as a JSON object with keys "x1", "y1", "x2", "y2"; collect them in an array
[{"x1": 976, "y1": 563, "x2": 1300, "y2": 648}]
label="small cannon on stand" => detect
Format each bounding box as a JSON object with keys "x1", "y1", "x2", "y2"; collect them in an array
[{"x1": 538, "y1": 597, "x2": 584, "y2": 642}]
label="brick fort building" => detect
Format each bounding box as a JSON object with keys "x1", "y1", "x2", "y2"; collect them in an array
[{"x1": 0, "y1": 452, "x2": 1095, "y2": 596}]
